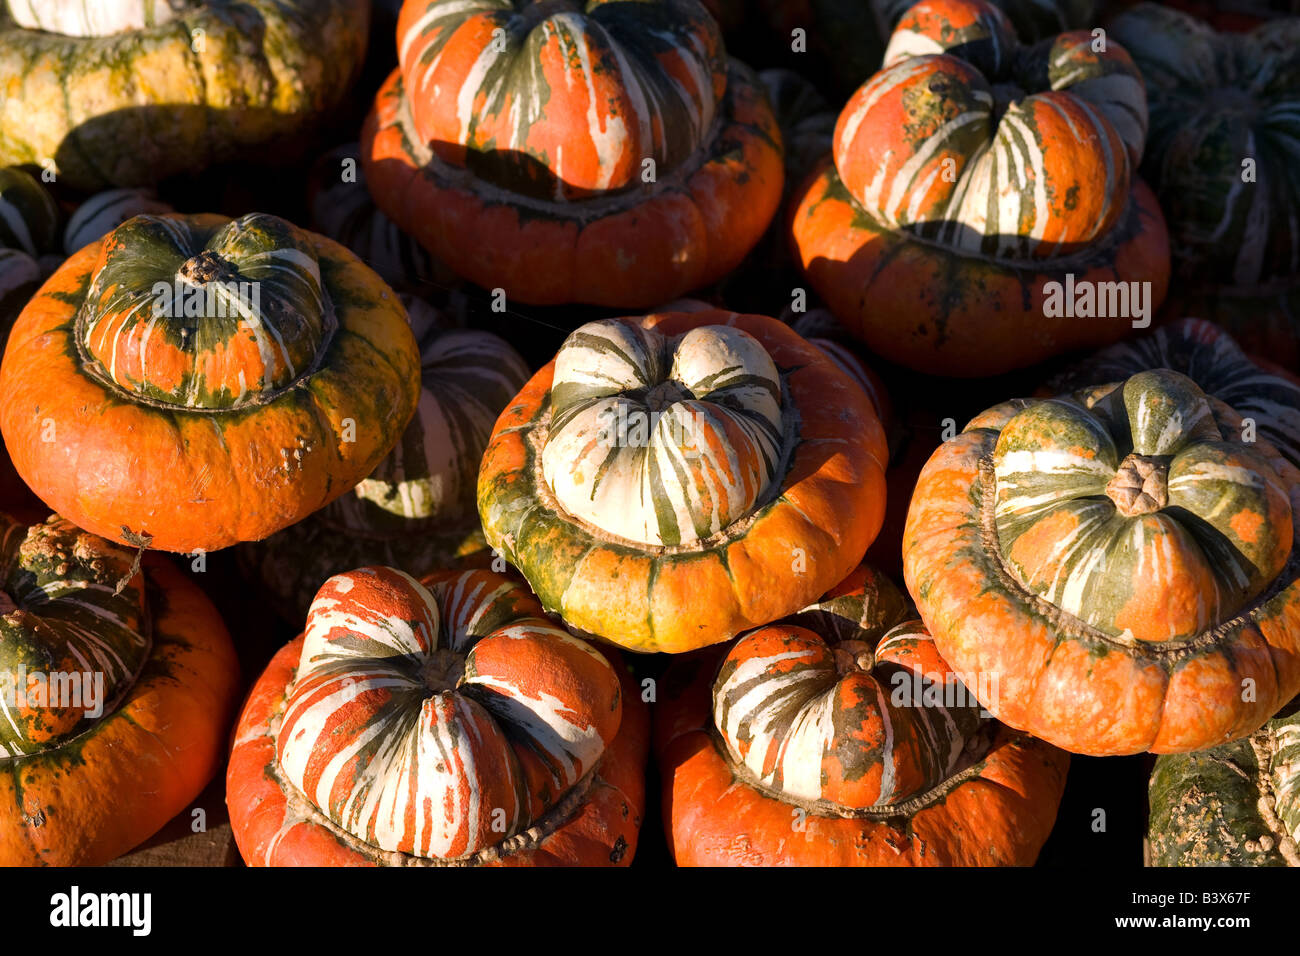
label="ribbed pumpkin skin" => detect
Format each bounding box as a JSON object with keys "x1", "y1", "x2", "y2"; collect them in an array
[
  {"x1": 362, "y1": 1, "x2": 783, "y2": 308},
  {"x1": 790, "y1": 0, "x2": 1170, "y2": 376},
  {"x1": 654, "y1": 563, "x2": 1069, "y2": 866},
  {"x1": 904, "y1": 369, "x2": 1300, "y2": 756},
  {"x1": 1147, "y1": 700, "x2": 1300, "y2": 867},
  {"x1": 1050, "y1": 318, "x2": 1300, "y2": 468},
  {"x1": 0, "y1": 212, "x2": 421, "y2": 553},
  {"x1": 0, "y1": 1, "x2": 369, "y2": 189},
  {"x1": 227, "y1": 567, "x2": 648, "y2": 867},
  {"x1": 0, "y1": 515, "x2": 239, "y2": 866},
  {"x1": 477, "y1": 309, "x2": 889, "y2": 654},
  {"x1": 1110, "y1": 5, "x2": 1300, "y2": 291},
  {"x1": 239, "y1": 300, "x2": 530, "y2": 622}
]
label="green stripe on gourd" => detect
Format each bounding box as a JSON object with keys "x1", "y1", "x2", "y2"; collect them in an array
[
  {"x1": 78, "y1": 212, "x2": 332, "y2": 410},
  {"x1": 992, "y1": 369, "x2": 1293, "y2": 643},
  {"x1": 864, "y1": 7, "x2": 1145, "y2": 259},
  {"x1": 0, "y1": 516, "x2": 149, "y2": 757},
  {"x1": 0, "y1": 1, "x2": 368, "y2": 190},
  {"x1": 401, "y1": 0, "x2": 723, "y2": 200},
  {"x1": 0, "y1": 166, "x2": 59, "y2": 257},
  {"x1": 1049, "y1": 319, "x2": 1300, "y2": 469},
  {"x1": 542, "y1": 319, "x2": 785, "y2": 548},
  {"x1": 1109, "y1": 4, "x2": 1300, "y2": 287},
  {"x1": 1148, "y1": 700, "x2": 1300, "y2": 866}
]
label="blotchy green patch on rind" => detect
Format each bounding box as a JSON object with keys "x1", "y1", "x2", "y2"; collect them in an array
[{"x1": 0, "y1": 1, "x2": 370, "y2": 189}]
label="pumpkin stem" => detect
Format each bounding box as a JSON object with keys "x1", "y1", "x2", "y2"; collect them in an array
[
  {"x1": 1106, "y1": 453, "x2": 1169, "y2": 517},
  {"x1": 177, "y1": 249, "x2": 236, "y2": 285},
  {"x1": 832, "y1": 639, "x2": 874, "y2": 675},
  {"x1": 114, "y1": 528, "x2": 152, "y2": 596}
]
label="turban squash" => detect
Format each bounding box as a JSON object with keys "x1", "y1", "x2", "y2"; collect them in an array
[
  {"x1": 0, "y1": 0, "x2": 370, "y2": 190},
  {"x1": 1110, "y1": 4, "x2": 1300, "y2": 367},
  {"x1": 227, "y1": 565, "x2": 648, "y2": 866},
  {"x1": 904, "y1": 368, "x2": 1300, "y2": 755},
  {"x1": 361, "y1": 0, "x2": 783, "y2": 308},
  {"x1": 790, "y1": 0, "x2": 1170, "y2": 376},
  {"x1": 477, "y1": 309, "x2": 889, "y2": 654},
  {"x1": 1147, "y1": 697, "x2": 1300, "y2": 866},
  {"x1": 1049, "y1": 318, "x2": 1300, "y2": 469},
  {"x1": 654, "y1": 562, "x2": 1069, "y2": 865},
  {"x1": 0, "y1": 514, "x2": 239, "y2": 866},
  {"x1": 0, "y1": 211, "x2": 421, "y2": 553},
  {"x1": 240, "y1": 296, "x2": 531, "y2": 622}
]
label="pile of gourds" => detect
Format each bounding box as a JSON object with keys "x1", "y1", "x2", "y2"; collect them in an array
[{"x1": 0, "y1": 0, "x2": 1295, "y2": 868}]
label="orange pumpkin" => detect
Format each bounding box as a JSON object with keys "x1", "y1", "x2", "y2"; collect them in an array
[
  {"x1": 0, "y1": 212, "x2": 421, "y2": 553},
  {"x1": 227, "y1": 566, "x2": 647, "y2": 866},
  {"x1": 790, "y1": 0, "x2": 1170, "y2": 376},
  {"x1": 904, "y1": 368, "x2": 1300, "y2": 755},
  {"x1": 0, "y1": 514, "x2": 239, "y2": 865},
  {"x1": 655, "y1": 563, "x2": 1069, "y2": 865},
  {"x1": 477, "y1": 309, "x2": 889, "y2": 654},
  {"x1": 361, "y1": 0, "x2": 783, "y2": 308}
]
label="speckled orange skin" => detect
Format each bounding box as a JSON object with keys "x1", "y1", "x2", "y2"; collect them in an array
[
  {"x1": 790, "y1": 161, "x2": 1170, "y2": 377},
  {"x1": 654, "y1": 650, "x2": 1069, "y2": 866},
  {"x1": 903, "y1": 409, "x2": 1300, "y2": 756},
  {"x1": 361, "y1": 65, "x2": 783, "y2": 308},
  {"x1": 0, "y1": 555, "x2": 239, "y2": 866},
  {"x1": 227, "y1": 635, "x2": 648, "y2": 867},
  {"x1": 0, "y1": 217, "x2": 420, "y2": 553},
  {"x1": 477, "y1": 310, "x2": 889, "y2": 654}
]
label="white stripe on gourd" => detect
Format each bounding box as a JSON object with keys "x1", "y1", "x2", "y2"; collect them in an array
[
  {"x1": 5, "y1": 0, "x2": 188, "y2": 36},
  {"x1": 350, "y1": 300, "x2": 530, "y2": 523},
  {"x1": 543, "y1": 319, "x2": 784, "y2": 547},
  {"x1": 277, "y1": 567, "x2": 615, "y2": 859},
  {"x1": 993, "y1": 371, "x2": 1292, "y2": 641},
  {"x1": 63, "y1": 188, "x2": 173, "y2": 255},
  {"x1": 862, "y1": 4, "x2": 1144, "y2": 256},
  {"x1": 0, "y1": 519, "x2": 149, "y2": 757}
]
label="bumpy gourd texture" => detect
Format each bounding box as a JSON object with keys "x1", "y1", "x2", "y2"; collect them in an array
[
  {"x1": 1148, "y1": 701, "x2": 1300, "y2": 866},
  {"x1": 0, "y1": 0, "x2": 369, "y2": 188},
  {"x1": 276, "y1": 567, "x2": 621, "y2": 861},
  {"x1": 0, "y1": 516, "x2": 145, "y2": 757},
  {"x1": 0, "y1": 514, "x2": 238, "y2": 866},
  {"x1": 904, "y1": 368, "x2": 1300, "y2": 755},
  {"x1": 1110, "y1": 4, "x2": 1300, "y2": 290},
  {"x1": 0, "y1": 211, "x2": 420, "y2": 553}
]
